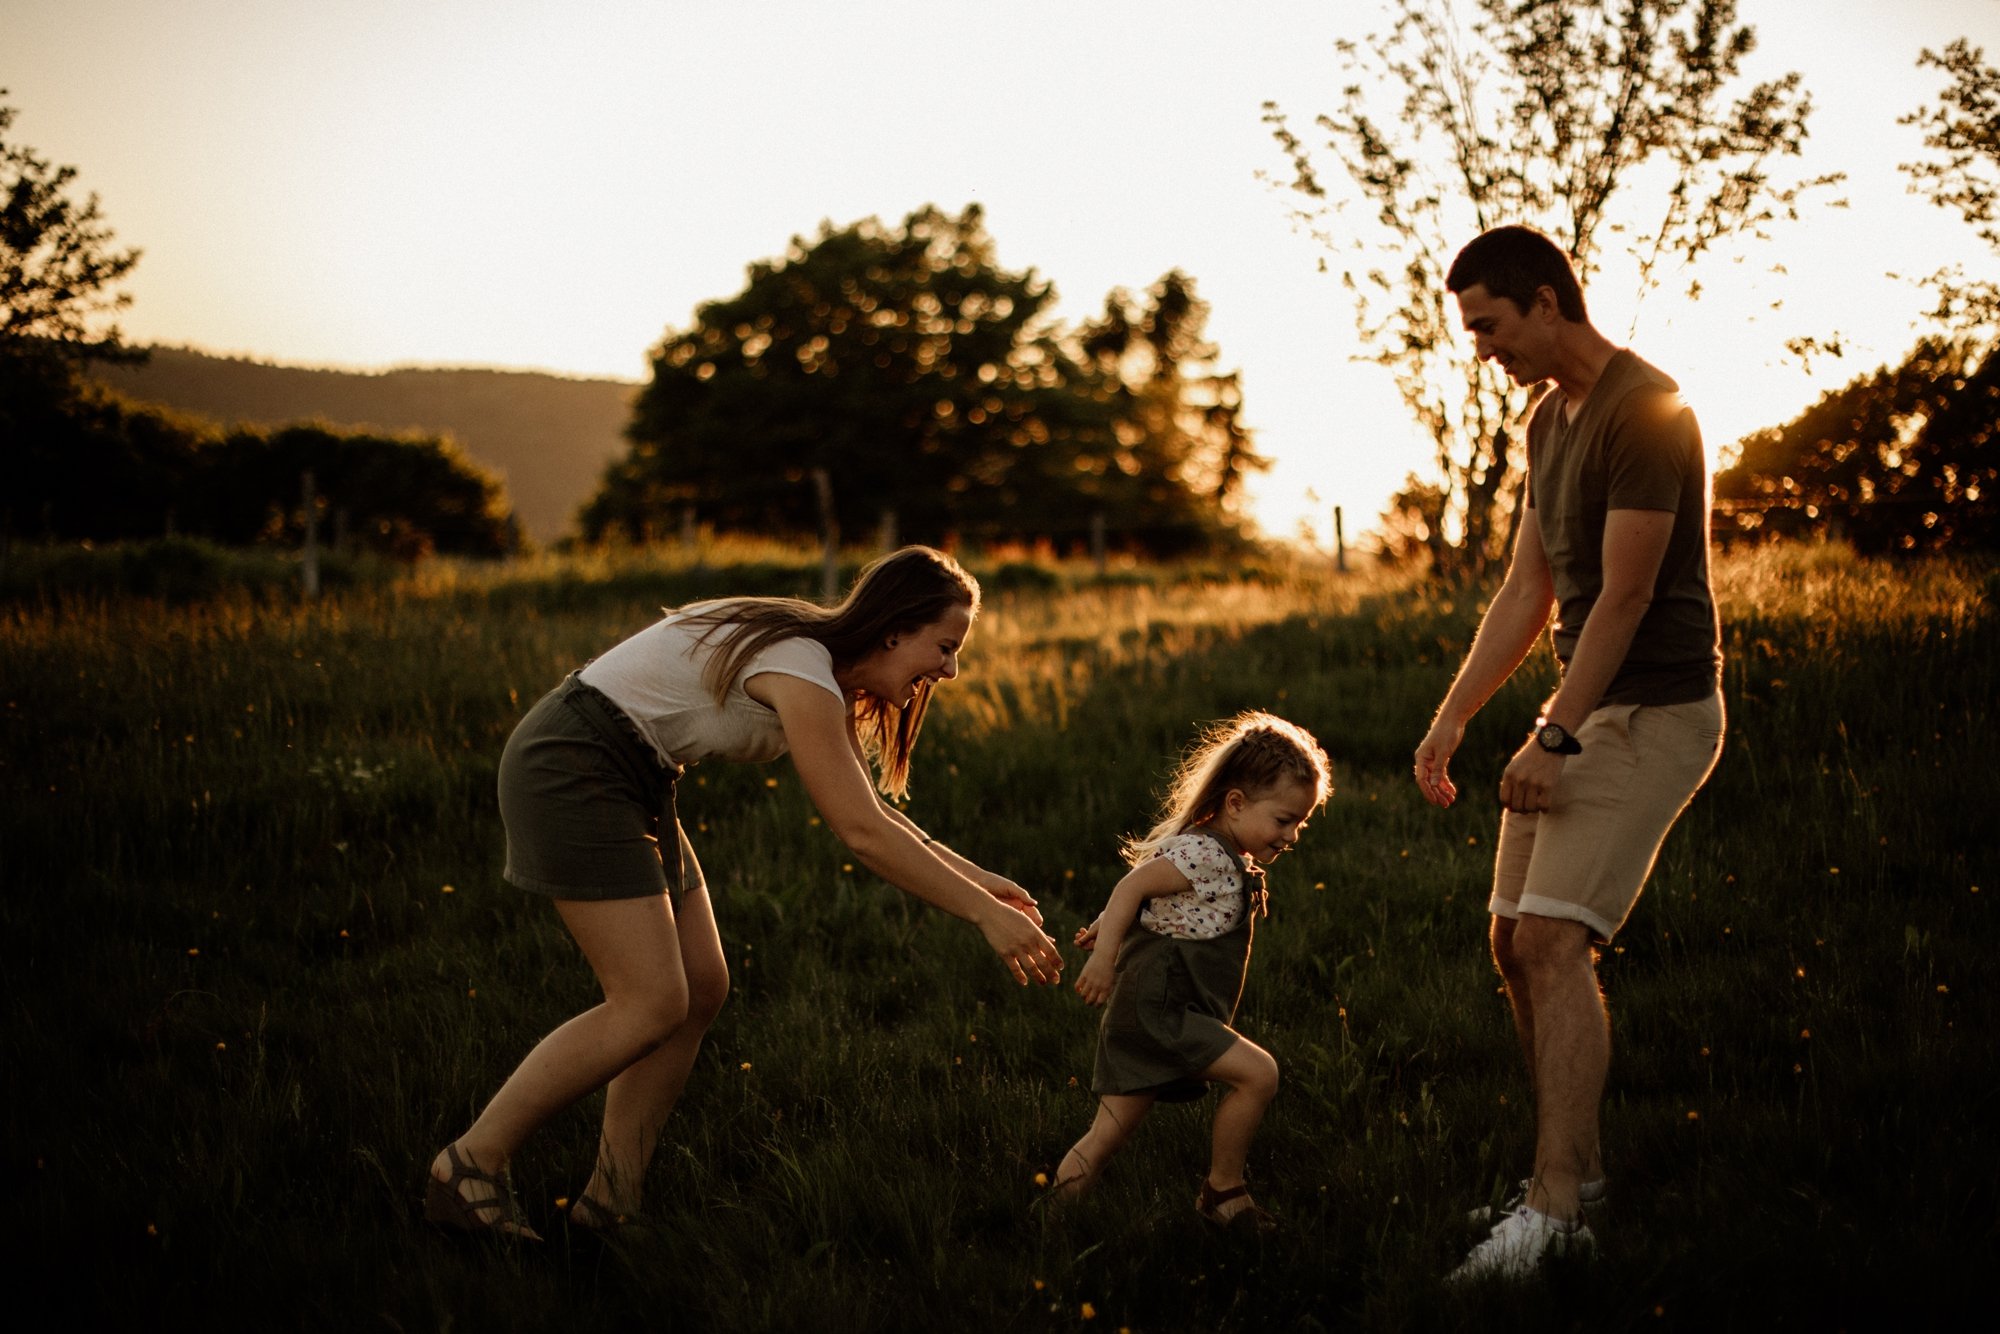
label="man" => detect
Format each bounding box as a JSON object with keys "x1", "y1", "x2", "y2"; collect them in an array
[{"x1": 1414, "y1": 225, "x2": 1725, "y2": 1282}]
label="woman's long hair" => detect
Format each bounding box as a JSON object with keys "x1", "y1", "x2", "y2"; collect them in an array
[
  {"x1": 1123, "y1": 712, "x2": 1332, "y2": 865},
  {"x1": 673, "y1": 546, "x2": 980, "y2": 798}
]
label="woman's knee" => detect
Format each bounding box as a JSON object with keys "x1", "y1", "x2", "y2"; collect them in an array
[
  {"x1": 684, "y1": 964, "x2": 730, "y2": 1030},
  {"x1": 609, "y1": 978, "x2": 691, "y2": 1048}
]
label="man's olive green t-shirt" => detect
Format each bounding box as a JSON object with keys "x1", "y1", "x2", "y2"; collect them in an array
[{"x1": 1527, "y1": 349, "x2": 1723, "y2": 706}]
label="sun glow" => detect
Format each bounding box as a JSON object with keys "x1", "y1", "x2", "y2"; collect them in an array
[{"x1": 4, "y1": 0, "x2": 1992, "y2": 546}]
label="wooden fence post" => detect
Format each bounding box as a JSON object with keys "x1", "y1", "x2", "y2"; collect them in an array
[
  {"x1": 811, "y1": 467, "x2": 839, "y2": 601},
  {"x1": 301, "y1": 470, "x2": 320, "y2": 598}
]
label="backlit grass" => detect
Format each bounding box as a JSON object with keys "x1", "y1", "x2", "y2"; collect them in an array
[{"x1": 2, "y1": 542, "x2": 1992, "y2": 1330}]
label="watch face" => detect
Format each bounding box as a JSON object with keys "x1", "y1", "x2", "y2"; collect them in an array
[{"x1": 1537, "y1": 724, "x2": 1578, "y2": 754}]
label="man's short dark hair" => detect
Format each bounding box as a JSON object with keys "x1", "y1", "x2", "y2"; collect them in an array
[{"x1": 1446, "y1": 225, "x2": 1588, "y2": 322}]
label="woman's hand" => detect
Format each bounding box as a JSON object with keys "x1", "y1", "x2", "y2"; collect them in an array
[
  {"x1": 971, "y1": 870, "x2": 1044, "y2": 928},
  {"x1": 1073, "y1": 950, "x2": 1115, "y2": 1005},
  {"x1": 976, "y1": 905, "x2": 1064, "y2": 987}
]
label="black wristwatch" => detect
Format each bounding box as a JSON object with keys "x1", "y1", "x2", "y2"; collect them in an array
[{"x1": 1534, "y1": 718, "x2": 1582, "y2": 755}]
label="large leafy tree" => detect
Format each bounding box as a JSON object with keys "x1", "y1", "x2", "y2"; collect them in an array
[
  {"x1": 1, "y1": 93, "x2": 141, "y2": 381},
  {"x1": 582, "y1": 206, "x2": 1255, "y2": 553},
  {"x1": 1265, "y1": 0, "x2": 1834, "y2": 576},
  {"x1": 2, "y1": 91, "x2": 150, "y2": 539},
  {"x1": 1073, "y1": 270, "x2": 1268, "y2": 539},
  {"x1": 585, "y1": 204, "x2": 1075, "y2": 545},
  {"x1": 1715, "y1": 338, "x2": 1998, "y2": 553}
]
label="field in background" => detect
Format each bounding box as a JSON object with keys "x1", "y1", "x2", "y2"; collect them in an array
[{"x1": 3, "y1": 542, "x2": 1993, "y2": 1331}]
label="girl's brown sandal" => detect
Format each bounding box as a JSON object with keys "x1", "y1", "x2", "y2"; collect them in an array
[{"x1": 1196, "y1": 1178, "x2": 1278, "y2": 1234}]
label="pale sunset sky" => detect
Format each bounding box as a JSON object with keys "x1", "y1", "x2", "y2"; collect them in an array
[{"x1": 5, "y1": 0, "x2": 1996, "y2": 545}]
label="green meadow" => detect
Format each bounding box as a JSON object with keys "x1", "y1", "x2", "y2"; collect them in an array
[{"x1": 3, "y1": 542, "x2": 1993, "y2": 1331}]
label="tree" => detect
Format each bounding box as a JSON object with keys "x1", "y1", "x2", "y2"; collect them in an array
[
  {"x1": 1715, "y1": 337, "x2": 1998, "y2": 553},
  {"x1": 181, "y1": 424, "x2": 517, "y2": 559},
  {"x1": 582, "y1": 206, "x2": 1257, "y2": 553},
  {"x1": 4, "y1": 384, "x2": 208, "y2": 542},
  {"x1": 1, "y1": 92, "x2": 141, "y2": 378},
  {"x1": 1264, "y1": 0, "x2": 1835, "y2": 577},
  {"x1": 1900, "y1": 39, "x2": 2000, "y2": 338},
  {"x1": 9, "y1": 387, "x2": 518, "y2": 557},
  {"x1": 1073, "y1": 270, "x2": 1269, "y2": 542},
  {"x1": 584, "y1": 204, "x2": 1071, "y2": 545},
  {"x1": 1717, "y1": 38, "x2": 2000, "y2": 556}
]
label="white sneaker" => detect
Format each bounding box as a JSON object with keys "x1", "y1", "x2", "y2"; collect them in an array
[
  {"x1": 1464, "y1": 1176, "x2": 1608, "y2": 1227},
  {"x1": 1447, "y1": 1205, "x2": 1595, "y2": 1284}
]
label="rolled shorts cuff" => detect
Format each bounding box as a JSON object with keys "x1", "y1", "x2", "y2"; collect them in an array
[{"x1": 1490, "y1": 891, "x2": 1620, "y2": 944}]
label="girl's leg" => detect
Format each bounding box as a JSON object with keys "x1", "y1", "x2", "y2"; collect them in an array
[
  {"x1": 430, "y1": 894, "x2": 690, "y2": 1224},
  {"x1": 1198, "y1": 1038, "x2": 1279, "y2": 1221},
  {"x1": 579, "y1": 886, "x2": 729, "y2": 1214},
  {"x1": 1055, "y1": 1093, "x2": 1155, "y2": 1197}
]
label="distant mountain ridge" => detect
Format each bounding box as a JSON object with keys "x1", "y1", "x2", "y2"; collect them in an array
[{"x1": 88, "y1": 346, "x2": 639, "y2": 545}]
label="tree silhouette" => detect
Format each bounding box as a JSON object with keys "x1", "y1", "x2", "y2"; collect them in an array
[
  {"x1": 583, "y1": 206, "x2": 1255, "y2": 553},
  {"x1": 1715, "y1": 338, "x2": 1997, "y2": 553},
  {"x1": 0, "y1": 93, "x2": 141, "y2": 377}
]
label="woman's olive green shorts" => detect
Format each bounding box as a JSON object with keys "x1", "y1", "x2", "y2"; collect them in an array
[{"x1": 498, "y1": 673, "x2": 705, "y2": 903}]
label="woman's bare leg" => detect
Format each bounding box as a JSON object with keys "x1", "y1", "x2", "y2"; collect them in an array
[
  {"x1": 430, "y1": 894, "x2": 689, "y2": 1226},
  {"x1": 579, "y1": 886, "x2": 729, "y2": 1214}
]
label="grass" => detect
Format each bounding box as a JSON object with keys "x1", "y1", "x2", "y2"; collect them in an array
[{"x1": 2, "y1": 540, "x2": 1993, "y2": 1331}]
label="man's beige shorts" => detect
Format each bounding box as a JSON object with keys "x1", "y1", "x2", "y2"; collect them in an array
[{"x1": 1491, "y1": 691, "x2": 1724, "y2": 943}]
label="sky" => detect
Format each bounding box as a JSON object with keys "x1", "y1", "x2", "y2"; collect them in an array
[{"x1": 5, "y1": 0, "x2": 1997, "y2": 547}]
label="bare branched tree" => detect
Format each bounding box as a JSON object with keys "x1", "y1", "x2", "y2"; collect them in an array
[
  {"x1": 1265, "y1": 0, "x2": 1839, "y2": 577},
  {"x1": 1900, "y1": 38, "x2": 2000, "y2": 338}
]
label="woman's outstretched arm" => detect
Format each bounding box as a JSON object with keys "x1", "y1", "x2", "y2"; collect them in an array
[
  {"x1": 857, "y1": 744, "x2": 1045, "y2": 927},
  {"x1": 754, "y1": 673, "x2": 1063, "y2": 986}
]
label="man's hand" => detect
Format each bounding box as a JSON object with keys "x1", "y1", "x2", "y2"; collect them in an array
[
  {"x1": 1415, "y1": 716, "x2": 1465, "y2": 808},
  {"x1": 1498, "y1": 739, "x2": 1567, "y2": 813}
]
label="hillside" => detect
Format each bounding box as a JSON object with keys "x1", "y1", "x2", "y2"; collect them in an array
[{"x1": 89, "y1": 347, "x2": 639, "y2": 545}]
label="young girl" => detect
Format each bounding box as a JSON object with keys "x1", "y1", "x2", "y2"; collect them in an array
[{"x1": 1058, "y1": 711, "x2": 1331, "y2": 1230}]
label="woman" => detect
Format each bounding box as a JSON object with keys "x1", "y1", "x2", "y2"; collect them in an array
[{"x1": 426, "y1": 546, "x2": 1062, "y2": 1238}]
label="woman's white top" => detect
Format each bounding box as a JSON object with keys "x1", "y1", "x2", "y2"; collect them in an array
[
  {"x1": 577, "y1": 603, "x2": 845, "y2": 768},
  {"x1": 1136, "y1": 832, "x2": 1251, "y2": 940}
]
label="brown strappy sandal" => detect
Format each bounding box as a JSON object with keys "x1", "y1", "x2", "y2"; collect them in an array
[
  {"x1": 424, "y1": 1144, "x2": 541, "y2": 1241},
  {"x1": 1196, "y1": 1178, "x2": 1278, "y2": 1234}
]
